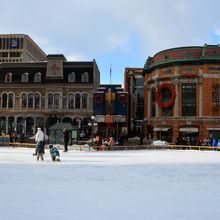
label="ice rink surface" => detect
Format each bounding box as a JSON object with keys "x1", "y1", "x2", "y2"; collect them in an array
[{"x1": 1, "y1": 147, "x2": 220, "y2": 220}]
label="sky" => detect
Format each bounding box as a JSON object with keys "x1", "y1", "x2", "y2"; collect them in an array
[{"x1": 1, "y1": 0, "x2": 220, "y2": 86}]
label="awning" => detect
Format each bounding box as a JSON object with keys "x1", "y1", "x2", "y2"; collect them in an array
[
  {"x1": 179, "y1": 127, "x2": 198, "y2": 132},
  {"x1": 207, "y1": 128, "x2": 220, "y2": 131},
  {"x1": 154, "y1": 127, "x2": 171, "y2": 131}
]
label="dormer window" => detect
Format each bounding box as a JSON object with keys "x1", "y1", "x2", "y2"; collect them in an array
[
  {"x1": 22, "y1": 73, "x2": 29, "y2": 83},
  {"x1": 34, "y1": 72, "x2": 41, "y2": 82},
  {"x1": 5, "y1": 73, "x2": 12, "y2": 83},
  {"x1": 68, "y1": 72, "x2": 75, "y2": 82},
  {"x1": 81, "y1": 72, "x2": 89, "y2": 82}
]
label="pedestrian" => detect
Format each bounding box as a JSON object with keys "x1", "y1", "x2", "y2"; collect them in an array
[
  {"x1": 49, "y1": 144, "x2": 60, "y2": 161},
  {"x1": 63, "y1": 128, "x2": 69, "y2": 152},
  {"x1": 34, "y1": 127, "x2": 44, "y2": 161},
  {"x1": 108, "y1": 137, "x2": 115, "y2": 150},
  {"x1": 20, "y1": 132, "x2": 24, "y2": 143}
]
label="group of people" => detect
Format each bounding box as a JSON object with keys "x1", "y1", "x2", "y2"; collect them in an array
[
  {"x1": 34, "y1": 127, "x2": 60, "y2": 161},
  {"x1": 95, "y1": 136, "x2": 116, "y2": 151}
]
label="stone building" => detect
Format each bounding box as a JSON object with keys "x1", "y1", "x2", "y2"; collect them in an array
[
  {"x1": 0, "y1": 34, "x2": 46, "y2": 63},
  {"x1": 124, "y1": 68, "x2": 144, "y2": 136},
  {"x1": 144, "y1": 44, "x2": 220, "y2": 142},
  {"x1": 0, "y1": 54, "x2": 100, "y2": 138}
]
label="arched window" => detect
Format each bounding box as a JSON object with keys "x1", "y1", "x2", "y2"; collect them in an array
[
  {"x1": 68, "y1": 94, "x2": 74, "y2": 109},
  {"x1": 8, "y1": 93, "x2": 14, "y2": 108},
  {"x1": 5, "y1": 73, "x2": 12, "y2": 83},
  {"x1": 21, "y1": 93, "x2": 27, "y2": 108},
  {"x1": 75, "y1": 94, "x2": 81, "y2": 109},
  {"x1": 22, "y1": 73, "x2": 29, "y2": 82},
  {"x1": 82, "y1": 93, "x2": 88, "y2": 109},
  {"x1": 68, "y1": 72, "x2": 75, "y2": 82},
  {"x1": 34, "y1": 73, "x2": 41, "y2": 82},
  {"x1": 2, "y1": 93, "x2": 7, "y2": 108},
  {"x1": 48, "y1": 94, "x2": 53, "y2": 109},
  {"x1": 35, "y1": 93, "x2": 40, "y2": 109},
  {"x1": 28, "y1": 93, "x2": 33, "y2": 108},
  {"x1": 81, "y1": 72, "x2": 89, "y2": 82},
  {"x1": 54, "y1": 94, "x2": 59, "y2": 109}
]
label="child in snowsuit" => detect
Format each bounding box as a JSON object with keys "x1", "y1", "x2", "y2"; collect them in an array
[{"x1": 49, "y1": 145, "x2": 60, "y2": 161}]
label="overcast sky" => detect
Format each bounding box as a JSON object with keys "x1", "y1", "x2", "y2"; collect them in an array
[{"x1": 1, "y1": 0, "x2": 220, "y2": 86}]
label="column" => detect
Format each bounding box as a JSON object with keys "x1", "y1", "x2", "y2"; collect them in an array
[
  {"x1": 147, "y1": 88, "x2": 151, "y2": 118},
  {"x1": 175, "y1": 84, "x2": 179, "y2": 117},
  {"x1": 6, "y1": 116, "x2": 8, "y2": 134}
]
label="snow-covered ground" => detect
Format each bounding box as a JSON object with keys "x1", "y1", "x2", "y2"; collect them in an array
[{"x1": 1, "y1": 147, "x2": 220, "y2": 220}]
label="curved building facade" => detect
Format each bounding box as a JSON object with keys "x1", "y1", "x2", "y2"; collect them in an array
[{"x1": 144, "y1": 44, "x2": 220, "y2": 143}]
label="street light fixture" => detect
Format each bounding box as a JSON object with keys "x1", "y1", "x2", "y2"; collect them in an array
[{"x1": 88, "y1": 115, "x2": 97, "y2": 148}]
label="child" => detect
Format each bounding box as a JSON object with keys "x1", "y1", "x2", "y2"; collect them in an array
[{"x1": 49, "y1": 145, "x2": 60, "y2": 161}]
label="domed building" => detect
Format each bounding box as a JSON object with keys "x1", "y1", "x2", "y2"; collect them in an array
[{"x1": 143, "y1": 44, "x2": 220, "y2": 143}]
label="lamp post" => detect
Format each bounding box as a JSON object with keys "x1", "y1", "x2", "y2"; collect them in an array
[{"x1": 88, "y1": 116, "x2": 97, "y2": 149}]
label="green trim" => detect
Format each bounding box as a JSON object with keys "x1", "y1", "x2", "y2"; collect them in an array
[{"x1": 144, "y1": 57, "x2": 220, "y2": 73}]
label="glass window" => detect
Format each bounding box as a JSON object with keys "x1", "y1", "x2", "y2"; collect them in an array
[
  {"x1": 182, "y1": 84, "x2": 196, "y2": 116},
  {"x1": 68, "y1": 94, "x2": 74, "y2": 109},
  {"x1": 48, "y1": 94, "x2": 53, "y2": 109},
  {"x1": 28, "y1": 93, "x2": 33, "y2": 109},
  {"x1": 68, "y1": 73, "x2": 75, "y2": 82},
  {"x1": 21, "y1": 93, "x2": 27, "y2": 108},
  {"x1": 75, "y1": 94, "x2": 81, "y2": 109},
  {"x1": 35, "y1": 94, "x2": 40, "y2": 109},
  {"x1": 54, "y1": 94, "x2": 59, "y2": 109},
  {"x1": 82, "y1": 72, "x2": 89, "y2": 82},
  {"x1": 34, "y1": 73, "x2": 41, "y2": 82},
  {"x1": 5, "y1": 73, "x2": 12, "y2": 83},
  {"x1": 82, "y1": 93, "x2": 88, "y2": 109},
  {"x1": 134, "y1": 77, "x2": 144, "y2": 86},
  {"x1": 2, "y1": 93, "x2": 7, "y2": 108},
  {"x1": 8, "y1": 93, "x2": 14, "y2": 108},
  {"x1": 22, "y1": 73, "x2": 28, "y2": 82}
]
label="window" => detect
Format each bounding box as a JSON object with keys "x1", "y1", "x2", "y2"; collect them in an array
[
  {"x1": 183, "y1": 67, "x2": 194, "y2": 73},
  {"x1": 2, "y1": 93, "x2": 7, "y2": 108},
  {"x1": 152, "y1": 88, "x2": 156, "y2": 117},
  {"x1": 75, "y1": 94, "x2": 81, "y2": 109},
  {"x1": 209, "y1": 66, "x2": 220, "y2": 71},
  {"x1": 82, "y1": 93, "x2": 88, "y2": 109},
  {"x1": 22, "y1": 73, "x2": 28, "y2": 82},
  {"x1": 68, "y1": 72, "x2": 75, "y2": 82},
  {"x1": 81, "y1": 72, "x2": 89, "y2": 82},
  {"x1": 5, "y1": 73, "x2": 12, "y2": 83},
  {"x1": 212, "y1": 91, "x2": 218, "y2": 104},
  {"x1": 8, "y1": 93, "x2": 14, "y2": 108},
  {"x1": 28, "y1": 93, "x2": 33, "y2": 109},
  {"x1": 35, "y1": 94, "x2": 40, "y2": 109},
  {"x1": 186, "y1": 51, "x2": 191, "y2": 58},
  {"x1": 48, "y1": 94, "x2": 53, "y2": 109},
  {"x1": 164, "y1": 55, "x2": 168, "y2": 60},
  {"x1": 21, "y1": 93, "x2": 27, "y2": 108},
  {"x1": 34, "y1": 73, "x2": 41, "y2": 82},
  {"x1": 48, "y1": 93, "x2": 59, "y2": 109},
  {"x1": 162, "y1": 69, "x2": 172, "y2": 75},
  {"x1": 182, "y1": 84, "x2": 196, "y2": 116},
  {"x1": 54, "y1": 94, "x2": 59, "y2": 109},
  {"x1": 212, "y1": 50, "x2": 217, "y2": 56},
  {"x1": 68, "y1": 94, "x2": 74, "y2": 109}
]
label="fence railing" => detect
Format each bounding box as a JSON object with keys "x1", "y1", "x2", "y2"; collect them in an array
[{"x1": 6, "y1": 142, "x2": 220, "y2": 151}]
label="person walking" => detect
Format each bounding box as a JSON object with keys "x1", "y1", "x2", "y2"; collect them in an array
[
  {"x1": 63, "y1": 128, "x2": 69, "y2": 152},
  {"x1": 35, "y1": 127, "x2": 44, "y2": 161}
]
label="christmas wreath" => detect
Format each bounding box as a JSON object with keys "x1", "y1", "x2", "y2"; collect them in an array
[
  {"x1": 155, "y1": 83, "x2": 176, "y2": 108},
  {"x1": 94, "y1": 94, "x2": 103, "y2": 104},
  {"x1": 118, "y1": 94, "x2": 127, "y2": 105}
]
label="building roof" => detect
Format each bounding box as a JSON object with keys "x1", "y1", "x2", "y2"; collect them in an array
[
  {"x1": 49, "y1": 122, "x2": 75, "y2": 130},
  {"x1": 144, "y1": 44, "x2": 220, "y2": 73}
]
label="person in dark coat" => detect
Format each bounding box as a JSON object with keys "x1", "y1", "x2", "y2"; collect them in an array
[{"x1": 63, "y1": 128, "x2": 69, "y2": 152}]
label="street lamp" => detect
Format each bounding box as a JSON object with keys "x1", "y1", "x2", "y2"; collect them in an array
[{"x1": 88, "y1": 116, "x2": 97, "y2": 148}]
